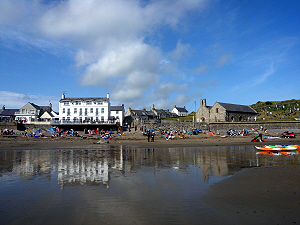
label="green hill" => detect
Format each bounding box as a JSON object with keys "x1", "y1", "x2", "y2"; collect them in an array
[{"x1": 251, "y1": 99, "x2": 300, "y2": 121}]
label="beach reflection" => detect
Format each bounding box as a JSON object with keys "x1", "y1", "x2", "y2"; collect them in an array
[
  {"x1": 1, "y1": 145, "x2": 300, "y2": 187},
  {"x1": 1, "y1": 145, "x2": 300, "y2": 225}
]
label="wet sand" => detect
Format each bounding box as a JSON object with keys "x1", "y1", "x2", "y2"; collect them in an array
[
  {"x1": 203, "y1": 166, "x2": 300, "y2": 225},
  {"x1": 1, "y1": 130, "x2": 300, "y2": 224},
  {"x1": 1, "y1": 130, "x2": 299, "y2": 149}
]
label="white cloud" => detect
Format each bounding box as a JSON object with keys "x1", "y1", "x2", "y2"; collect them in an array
[
  {"x1": 152, "y1": 83, "x2": 188, "y2": 99},
  {"x1": 0, "y1": 91, "x2": 59, "y2": 110},
  {"x1": 0, "y1": 0, "x2": 207, "y2": 107},
  {"x1": 194, "y1": 63, "x2": 208, "y2": 74},
  {"x1": 216, "y1": 54, "x2": 233, "y2": 67},
  {"x1": 167, "y1": 40, "x2": 193, "y2": 61},
  {"x1": 256, "y1": 63, "x2": 275, "y2": 84}
]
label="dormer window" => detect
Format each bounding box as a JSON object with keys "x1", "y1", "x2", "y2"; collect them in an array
[
  {"x1": 86, "y1": 101, "x2": 92, "y2": 105},
  {"x1": 97, "y1": 101, "x2": 103, "y2": 105},
  {"x1": 64, "y1": 102, "x2": 69, "y2": 106}
]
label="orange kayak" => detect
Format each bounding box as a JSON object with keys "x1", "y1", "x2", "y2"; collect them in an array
[{"x1": 255, "y1": 145, "x2": 298, "y2": 151}]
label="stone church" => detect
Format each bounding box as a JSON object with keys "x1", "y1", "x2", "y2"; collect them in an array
[{"x1": 196, "y1": 99, "x2": 257, "y2": 123}]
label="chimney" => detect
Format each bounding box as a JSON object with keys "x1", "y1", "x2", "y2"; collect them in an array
[
  {"x1": 62, "y1": 93, "x2": 65, "y2": 99},
  {"x1": 107, "y1": 93, "x2": 110, "y2": 99},
  {"x1": 174, "y1": 105, "x2": 176, "y2": 108},
  {"x1": 49, "y1": 102, "x2": 52, "y2": 111},
  {"x1": 201, "y1": 99, "x2": 206, "y2": 107},
  {"x1": 2, "y1": 105, "x2": 5, "y2": 110}
]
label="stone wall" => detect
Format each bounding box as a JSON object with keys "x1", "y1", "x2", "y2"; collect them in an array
[
  {"x1": 2, "y1": 121, "x2": 299, "y2": 133},
  {"x1": 135, "y1": 120, "x2": 300, "y2": 133}
]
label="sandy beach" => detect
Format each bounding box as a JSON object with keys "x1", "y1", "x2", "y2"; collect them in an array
[
  {"x1": 1, "y1": 129, "x2": 299, "y2": 149},
  {"x1": 1, "y1": 130, "x2": 300, "y2": 224}
]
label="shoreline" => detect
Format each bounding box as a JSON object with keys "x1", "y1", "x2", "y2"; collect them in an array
[{"x1": 1, "y1": 130, "x2": 299, "y2": 150}]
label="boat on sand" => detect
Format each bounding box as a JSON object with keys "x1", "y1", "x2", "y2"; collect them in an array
[{"x1": 255, "y1": 145, "x2": 299, "y2": 151}]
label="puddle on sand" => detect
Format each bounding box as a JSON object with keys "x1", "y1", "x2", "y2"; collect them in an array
[{"x1": 1, "y1": 145, "x2": 300, "y2": 225}]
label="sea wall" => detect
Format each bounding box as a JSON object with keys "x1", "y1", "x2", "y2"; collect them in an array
[
  {"x1": 136, "y1": 121, "x2": 300, "y2": 133},
  {"x1": 1, "y1": 121, "x2": 299, "y2": 133}
]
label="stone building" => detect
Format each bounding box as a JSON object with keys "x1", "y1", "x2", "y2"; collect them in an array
[
  {"x1": 196, "y1": 99, "x2": 257, "y2": 122},
  {"x1": 125, "y1": 108, "x2": 156, "y2": 123}
]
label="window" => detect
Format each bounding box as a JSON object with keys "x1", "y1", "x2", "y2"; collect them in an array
[
  {"x1": 86, "y1": 101, "x2": 92, "y2": 105},
  {"x1": 74, "y1": 108, "x2": 77, "y2": 114},
  {"x1": 97, "y1": 101, "x2": 103, "y2": 105},
  {"x1": 101, "y1": 116, "x2": 104, "y2": 121},
  {"x1": 96, "y1": 108, "x2": 99, "y2": 115},
  {"x1": 67, "y1": 117, "x2": 70, "y2": 121},
  {"x1": 62, "y1": 117, "x2": 65, "y2": 121},
  {"x1": 216, "y1": 108, "x2": 219, "y2": 113},
  {"x1": 64, "y1": 102, "x2": 69, "y2": 105},
  {"x1": 85, "y1": 108, "x2": 88, "y2": 116},
  {"x1": 75, "y1": 101, "x2": 81, "y2": 105},
  {"x1": 96, "y1": 117, "x2": 99, "y2": 122},
  {"x1": 30, "y1": 109, "x2": 34, "y2": 114},
  {"x1": 90, "y1": 108, "x2": 93, "y2": 113},
  {"x1": 79, "y1": 108, "x2": 82, "y2": 116},
  {"x1": 63, "y1": 108, "x2": 65, "y2": 114},
  {"x1": 116, "y1": 111, "x2": 119, "y2": 114},
  {"x1": 101, "y1": 108, "x2": 104, "y2": 113},
  {"x1": 67, "y1": 108, "x2": 70, "y2": 116}
]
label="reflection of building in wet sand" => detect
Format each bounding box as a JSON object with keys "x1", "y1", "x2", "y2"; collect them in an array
[
  {"x1": 11, "y1": 150, "x2": 52, "y2": 178},
  {"x1": 197, "y1": 148, "x2": 228, "y2": 181},
  {"x1": 122, "y1": 147, "x2": 229, "y2": 181},
  {"x1": 56, "y1": 150, "x2": 109, "y2": 188},
  {"x1": 123, "y1": 147, "x2": 257, "y2": 182}
]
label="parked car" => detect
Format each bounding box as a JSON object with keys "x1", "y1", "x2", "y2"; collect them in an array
[{"x1": 282, "y1": 131, "x2": 295, "y2": 138}]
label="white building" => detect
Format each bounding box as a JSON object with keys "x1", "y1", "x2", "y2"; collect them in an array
[
  {"x1": 110, "y1": 105, "x2": 125, "y2": 126},
  {"x1": 172, "y1": 105, "x2": 188, "y2": 117},
  {"x1": 15, "y1": 102, "x2": 53, "y2": 123},
  {"x1": 59, "y1": 93, "x2": 111, "y2": 123}
]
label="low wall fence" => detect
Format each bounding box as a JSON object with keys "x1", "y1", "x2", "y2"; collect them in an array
[
  {"x1": 135, "y1": 121, "x2": 300, "y2": 133},
  {"x1": 1, "y1": 121, "x2": 299, "y2": 133}
]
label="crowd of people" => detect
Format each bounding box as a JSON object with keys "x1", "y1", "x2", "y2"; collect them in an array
[{"x1": 1, "y1": 129, "x2": 16, "y2": 135}]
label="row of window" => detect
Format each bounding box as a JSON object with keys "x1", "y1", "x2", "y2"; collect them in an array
[
  {"x1": 62, "y1": 117, "x2": 105, "y2": 121},
  {"x1": 63, "y1": 101, "x2": 104, "y2": 106},
  {"x1": 62, "y1": 108, "x2": 105, "y2": 115}
]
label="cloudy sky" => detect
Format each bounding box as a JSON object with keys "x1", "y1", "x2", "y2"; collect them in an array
[{"x1": 1, "y1": 0, "x2": 299, "y2": 112}]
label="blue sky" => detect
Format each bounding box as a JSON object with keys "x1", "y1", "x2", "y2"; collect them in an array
[{"x1": 1, "y1": 0, "x2": 299, "y2": 112}]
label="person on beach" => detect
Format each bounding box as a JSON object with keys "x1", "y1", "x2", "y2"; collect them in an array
[
  {"x1": 147, "y1": 130, "x2": 151, "y2": 142},
  {"x1": 151, "y1": 132, "x2": 155, "y2": 142}
]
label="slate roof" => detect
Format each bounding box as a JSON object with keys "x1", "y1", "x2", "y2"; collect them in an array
[
  {"x1": 111, "y1": 106, "x2": 124, "y2": 111},
  {"x1": 28, "y1": 102, "x2": 40, "y2": 110},
  {"x1": 175, "y1": 107, "x2": 188, "y2": 113},
  {"x1": 129, "y1": 109, "x2": 156, "y2": 118},
  {"x1": 218, "y1": 102, "x2": 257, "y2": 114},
  {"x1": 59, "y1": 97, "x2": 108, "y2": 102},
  {"x1": 0, "y1": 109, "x2": 18, "y2": 116}
]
